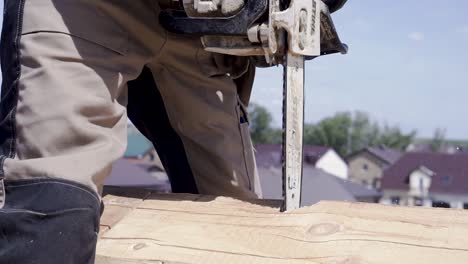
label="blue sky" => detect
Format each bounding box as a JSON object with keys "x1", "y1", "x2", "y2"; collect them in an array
[
  {"x1": 1, "y1": 1, "x2": 468, "y2": 139},
  {"x1": 251, "y1": 0, "x2": 468, "y2": 139}
]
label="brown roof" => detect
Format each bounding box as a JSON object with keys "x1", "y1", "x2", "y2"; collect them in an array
[{"x1": 381, "y1": 152, "x2": 468, "y2": 194}]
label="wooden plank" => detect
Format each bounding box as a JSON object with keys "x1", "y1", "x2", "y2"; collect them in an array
[
  {"x1": 97, "y1": 193, "x2": 468, "y2": 264},
  {"x1": 99, "y1": 187, "x2": 153, "y2": 236},
  {"x1": 95, "y1": 255, "x2": 182, "y2": 264}
]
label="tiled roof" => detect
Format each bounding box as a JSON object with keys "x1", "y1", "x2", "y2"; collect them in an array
[
  {"x1": 347, "y1": 146, "x2": 402, "y2": 165},
  {"x1": 255, "y1": 144, "x2": 331, "y2": 168},
  {"x1": 303, "y1": 145, "x2": 331, "y2": 165},
  {"x1": 381, "y1": 152, "x2": 468, "y2": 194},
  {"x1": 260, "y1": 166, "x2": 380, "y2": 206},
  {"x1": 254, "y1": 144, "x2": 282, "y2": 168},
  {"x1": 105, "y1": 159, "x2": 170, "y2": 192}
]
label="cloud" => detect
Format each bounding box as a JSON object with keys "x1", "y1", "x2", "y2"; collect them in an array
[{"x1": 408, "y1": 32, "x2": 425, "y2": 41}]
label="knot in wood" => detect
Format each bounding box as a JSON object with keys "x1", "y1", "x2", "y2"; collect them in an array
[
  {"x1": 307, "y1": 223, "x2": 341, "y2": 236},
  {"x1": 133, "y1": 243, "x2": 148, "y2": 251}
]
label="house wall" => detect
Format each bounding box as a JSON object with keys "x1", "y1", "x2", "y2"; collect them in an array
[
  {"x1": 380, "y1": 190, "x2": 468, "y2": 209},
  {"x1": 348, "y1": 154, "x2": 384, "y2": 188},
  {"x1": 408, "y1": 170, "x2": 431, "y2": 197},
  {"x1": 431, "y1": 193, "x2": 468, "y2": 209},
  {"x1": 315, "y1": 150, "x2": 348, "y2": 179},
  {"x1": 380, "y1": 190, "x2": 411, "y2": 206}
]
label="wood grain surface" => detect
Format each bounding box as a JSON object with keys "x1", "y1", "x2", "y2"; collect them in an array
[{"x1": 97, "y1": 191, "x2": 468, "y2": 264}]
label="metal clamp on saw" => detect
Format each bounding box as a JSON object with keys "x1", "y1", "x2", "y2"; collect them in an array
[{"x1": 160, "y1": 0, "x2": 348, "y2": 211}]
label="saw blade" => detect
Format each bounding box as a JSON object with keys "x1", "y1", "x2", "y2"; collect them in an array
[{"x1": 281, "y1": 50, "x2": 305, "y2": 212}]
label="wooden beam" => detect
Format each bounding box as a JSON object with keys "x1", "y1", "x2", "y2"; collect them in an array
[{"x1": 97, "y1": 192, "x2": 468, "y2": 264}]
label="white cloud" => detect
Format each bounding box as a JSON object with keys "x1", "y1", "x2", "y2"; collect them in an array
[{"x1": 408, "y1": 32, "x2": 425, "y2": 41}]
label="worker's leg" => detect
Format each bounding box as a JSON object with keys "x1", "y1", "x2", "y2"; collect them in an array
[
  {"x1": 128, "y1": 67, "x2": 199, "y2": 194},
  {"x1": 128, "y1": 63, "x2": 257, "y2": 195},
  {"x1": 139, "y1": 34, "x2": 262, "y2": 199},
  {"x1": 0, "y1": 0, "x2": 160, "y2": 262}
]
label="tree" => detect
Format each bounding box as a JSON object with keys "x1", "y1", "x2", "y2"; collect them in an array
[
  {"x1": 348, "y1": 111, "x2": 381, "y2": 153},
  {"x1": 248, "y1": 103, "x2": 282, "y2": 144},
  {"x1": 247, "y1": 104, "x2": 417, "y2": 155},
  {"x1": 376, "y1": 124, "x2": 416, "y2": 150},
  {"x1": 304, "y1": 112, "x2": 351, "y2": 156},
  {"x1": 430, "y1": 128, "x2": 446, "y2": 152},
  {"x1": 304, "y1": 111, "x2": 416, "y2": 156}
]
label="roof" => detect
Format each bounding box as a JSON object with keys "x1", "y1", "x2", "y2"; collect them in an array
[
  {"x1": 125, "y1": 129, "x2": 153, "y2": 158},
  {"x1": 254, "y1": 144, "x2": 282, "y2": 168},
  {"x1": 105, "y1": 159, "x2": 170, "y2": 192},
  {"x1": 303, "y1": 145, "x2": 330, "y2": 165},
  {"x1": 381, "y1": 152, "x2": 468, "y2": 194},
  {"x1": 255, "y1": 144, "x2": 331, "y2": 168},
  {"x1": 333, "y1": 177, "x2": 382, "y2": 198},
  {"x1": 348, "y1": 146, "x2": 402, "y2": 165},
  {"x1": 259, "y1": 166, "x2": 380, "y2": 206}
]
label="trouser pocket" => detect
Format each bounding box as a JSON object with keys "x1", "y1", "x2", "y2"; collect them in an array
[{"x1": 236, "y1": 100, "x2": 255, "y2": 192}]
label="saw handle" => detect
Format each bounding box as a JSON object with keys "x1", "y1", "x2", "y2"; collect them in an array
[{"x1": 159, "y1": 0, "x2": 267, "y2": 36}]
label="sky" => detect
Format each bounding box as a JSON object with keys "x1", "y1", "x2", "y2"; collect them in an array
[
  {"x1": 251, "y1": 0, "x2": 468, "y2": 139},
  {"x1": 1, "y1": 1, "x2": 468, "y2": 139}
]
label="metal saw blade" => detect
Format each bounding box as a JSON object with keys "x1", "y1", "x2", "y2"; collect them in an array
[{"x1": 282, "y1": 50, "x2": 305, "y2": 212}]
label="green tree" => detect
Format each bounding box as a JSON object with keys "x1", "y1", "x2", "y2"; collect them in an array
[
  {"x1": 430, "y1": 128, "x2": 446, "y2": 152},
  {"x1": 376, "y1": 124, "x2": 416, "y2": 150},
  {"x1": 304, "y1": 112, "x2": 351, "y2": 156},
  {"x1": 248, "y1": 103, "x2": 282, "y2": 144},
  {"x1": 247, "y1": 104, "x2": 416, "y2": 154},
  {"x1": 348, "y1": 111, "x2": 381, "y2": 153},
  {"x1": 304, "y1": 111, "x2": 416, "y2": 156}
]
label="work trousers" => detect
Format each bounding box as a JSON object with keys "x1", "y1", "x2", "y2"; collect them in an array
[{"x1": 0, "y1": 0, "x2": 261, "y2": 263}]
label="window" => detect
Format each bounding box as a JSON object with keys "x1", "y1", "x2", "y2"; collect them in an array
[
  {"x1": 390, "y1": 196, "x2": 400, "y2": 205},
  {"x1": 442, "y1": 176, "x2": 452, "y2": 185},
  {"x1": 432, "y1": 201, "x2": 450, "y2": 208},
  {"x1": 362, "y1": 164, "x2": 369, "y2": 171},
  {"x1": 414, "y1": 198, "x2": 423, "y2": 206},
  {"x1": 373, "y1": 178, "x2": 381, "y2": 189}
]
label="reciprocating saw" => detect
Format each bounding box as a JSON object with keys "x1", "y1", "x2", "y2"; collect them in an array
[{"x1": 159, "y1": 0, "x2": 348, "y2": 211}]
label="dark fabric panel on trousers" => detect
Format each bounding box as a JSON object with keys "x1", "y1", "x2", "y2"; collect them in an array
[
  {"x1": 0, "y1": 0, "x2": 26, "y2": 176},
  {"x1": 127, "y1": 67, "x2": 199, "y2": 194},
  {"x1": 0, "y1": 179, "x2": 101, "y2": 264}
]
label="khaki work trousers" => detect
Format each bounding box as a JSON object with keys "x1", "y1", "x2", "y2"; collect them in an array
[{"x1": 0, "y1": 0, "x2": 262, "y2": 199}]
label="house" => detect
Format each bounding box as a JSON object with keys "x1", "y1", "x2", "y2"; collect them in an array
[
  {"x1": 406, "y1": 143, "x2": 458, "y2": 154},
  {"x1": 259, "y1": 166, "x2": 381, "y2": 206},
  {"x1": 125, "y1": 125, "x2": 165, "y2": 171},
  {"x1": 380, "y1": 152, "x2": 468, "y2": 209},
  {"x1": 255, "y1": 144, "x2": 348, "y2": 179},
  {"x1": 347, "y1": 146, "x2": 403, "y2": 189},
  {"x1": 255, "y1": 144, "x2": 379, "y2": 205},
  {"x1": 105, "y1": 159, "x2": 170, "y2": 192},
  {"x1": 125, "y1": 125, "x2": 154, "y2": 159}
]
